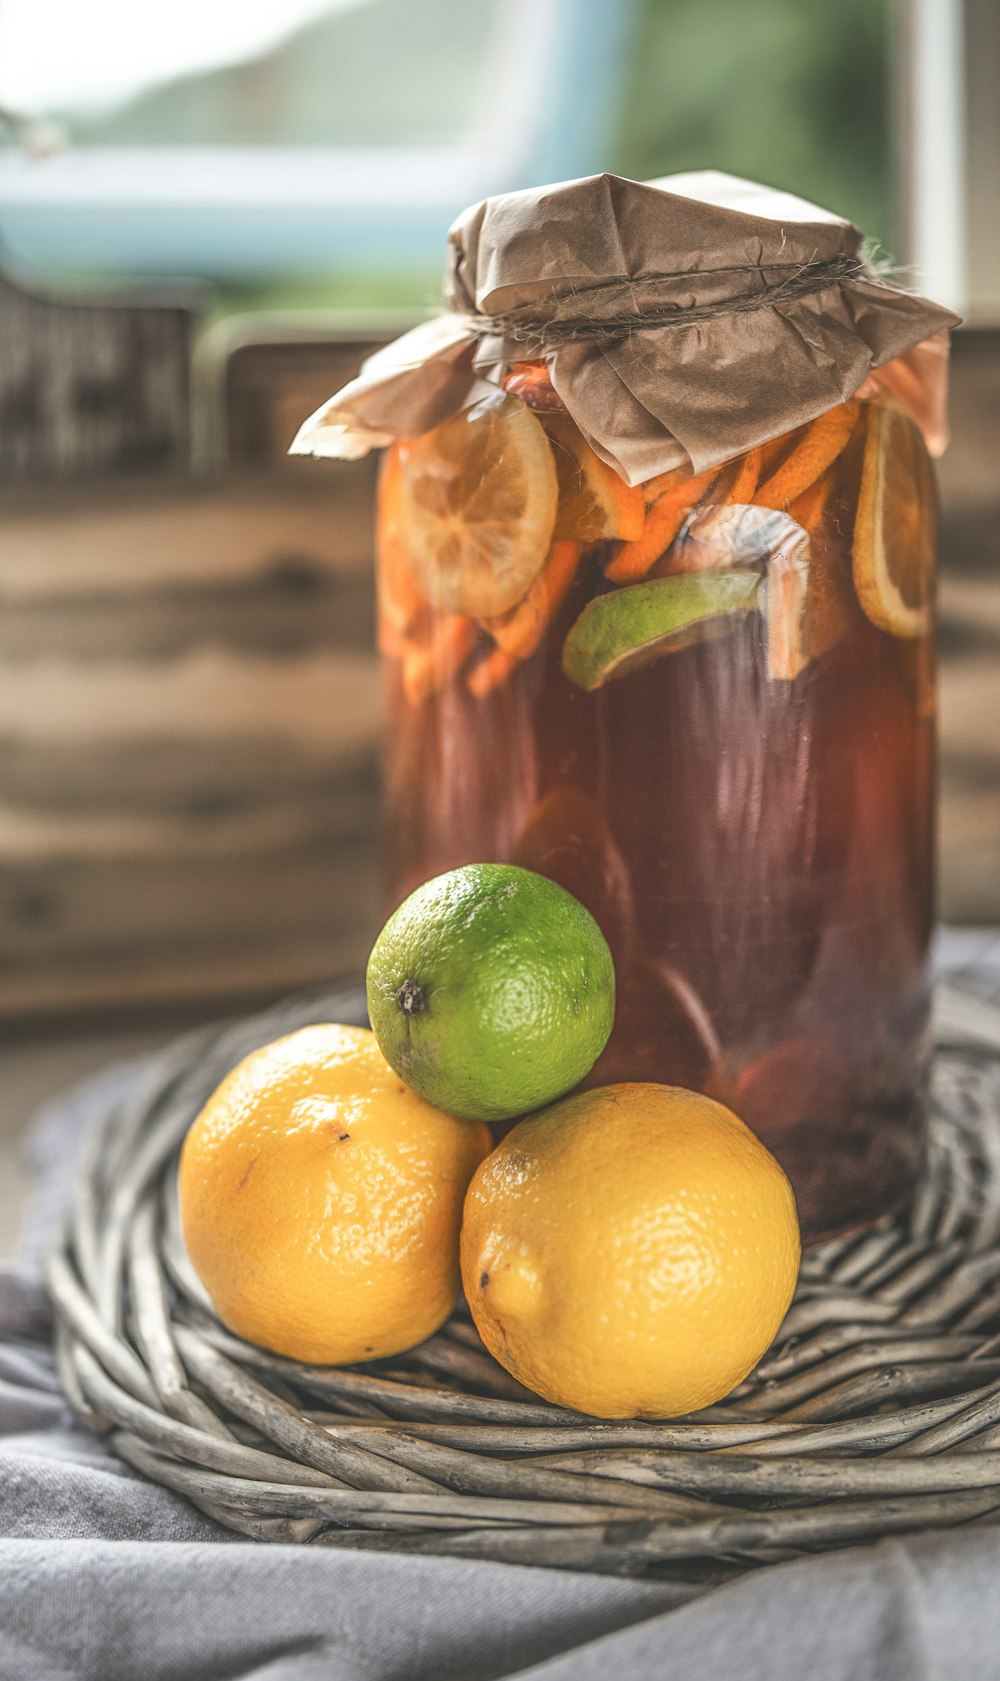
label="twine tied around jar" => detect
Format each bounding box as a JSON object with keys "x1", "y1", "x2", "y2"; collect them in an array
[{"x1": 456, "y1": 252, "x2": 870, "y2": 349}]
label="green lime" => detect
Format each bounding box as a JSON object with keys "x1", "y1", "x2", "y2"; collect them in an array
[
  {"x1": 366, "y1": 864, "x2": 615, "y2": 1122},
  {"x1": 562, "y1": 570, "x2": 760, "y2": 690}
]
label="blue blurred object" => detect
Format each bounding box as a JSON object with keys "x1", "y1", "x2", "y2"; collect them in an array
[{"x1": 0, "y1": 0, "x2": 637, "y2": 282}]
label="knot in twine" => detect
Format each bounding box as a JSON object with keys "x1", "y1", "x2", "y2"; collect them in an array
[{"x1": 458, "y1": 252, "x2": 868, "y2": 350}]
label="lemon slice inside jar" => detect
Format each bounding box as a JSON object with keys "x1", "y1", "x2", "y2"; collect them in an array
[
  {"x1": 852, "y1": 398, "x2": 936, "y2": 639},
  {"x1": 396, "y1": 390, "x2": 558, "y2": 617},
  {"x1": 561, "y1": 571, "x2": 760, "y2": 690}
]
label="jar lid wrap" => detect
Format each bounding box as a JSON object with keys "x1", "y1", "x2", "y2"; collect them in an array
[{"x1": 290, "y1": 171, "x2": 959, "y2": 484}]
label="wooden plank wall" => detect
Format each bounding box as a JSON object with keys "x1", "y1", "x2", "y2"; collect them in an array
[
  {"x1": 0, "y1": 466, "x2": 382, "y2": 1016},
  {"x1": 936, "y1": 329, "x2": 1000, "y2": 924},
  {"x1": 0, "y1": 308, "x2": 996, "y2": 1021},
  {"x1": 0, "y1": 270, "x2": 197, "y2": 482},
  {"x1": 0, "y1": 302, "x2": 391, "y2": 1018}
]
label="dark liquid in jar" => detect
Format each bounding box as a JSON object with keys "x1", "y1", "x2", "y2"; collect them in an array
[{"x1": 380, "y1": 383, "x2": 936, "y2": 1241}]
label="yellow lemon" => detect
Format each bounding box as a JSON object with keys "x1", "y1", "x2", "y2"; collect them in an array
[
  {"x1": 461, "y1": 1083, "x2": 800, "y2": 1418},
  {"x1": 179, "y1": 1023, "x2": 490, "y2": 1365}
]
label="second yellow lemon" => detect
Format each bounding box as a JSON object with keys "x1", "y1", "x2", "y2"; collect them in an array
[
  {"x1": 180, "y1": 1024, "x2": 490, "y2": 1365},
  {"x1": 461, "y1": 1083, "x2": 800, "y2": 1418}
]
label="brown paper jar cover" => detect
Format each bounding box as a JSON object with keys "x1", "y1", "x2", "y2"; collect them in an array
[{"x1": 290, "y1": 171, "x2": 959, "y2": 485}]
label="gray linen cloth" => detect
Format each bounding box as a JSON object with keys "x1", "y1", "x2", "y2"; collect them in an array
[{"x1": 3, "y1": 929, "x2": 1000, "y2": 1681}]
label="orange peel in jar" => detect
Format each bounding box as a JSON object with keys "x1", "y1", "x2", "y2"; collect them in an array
[
  {"x1": 753, "y1": 403, "x2": 860, "y2": 510},
  {"x1": 502, "y1": 360, "x2": 566, "y2": 411},
  {"x1": 466, "y1": 645, "x2": 519, "y2": 698},
  {"x1": 481, "y1": 539, "x2": 581, "y2": 661},
  {"x1": 394, "y1": 390, "x2": 558, "y2": 618},
  {"x1": 851, "y1": 398, "x2": 936, "y2": 639},
  {"x1": 376, "y1": 443, "x2": 425, "y2": 633},
  {"x1": 892, "y1": 637, "x2": 937, "y2": 721},
  {"x1": 640, "y1": 465, "x2": 690, "y2": 505},
  {"x1": 604, "y1": 464, "x2": 720, "y2": 583},
  {"x1": 400, "y1": 613, "x2": 477, "y2": 707},
  {"x1": 723, "y1": 445, "x2": 764, "y2": 505},
  {"x1": 542, "y1": 416, "x2": 645, "y2": 543}
]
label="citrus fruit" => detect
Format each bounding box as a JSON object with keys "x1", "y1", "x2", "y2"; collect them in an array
[
  {"x1": 461, "y1": 1083, "x2": 800, "y2": 1418},
  {"x1": 852, "y1": 397, "x2": 936, "y2": 638},
  {"x1": 178, "y1": 1023, "x2": 490, "y2": 1364},
  {"x1": 589, "y1": 956, "x2": 722, "y2": 1091},
  {"x1": 561, "y1": 570, "x2": 759, "y2": 690},
  {"x1": 729, "y1": 1035, "x2": 851, "y2": 1137},
  {"x1": 543, "y1": 415, "x2": 645, "y2": 542},
  {"x1": 395, "y1": 389, "x2": 557, "y2": 618},
  {"x1": 400, "y1": 611, "x2": 477, "y2": 707},
  {"x1": 376, "y1": 443, "x2": 425, "y2": 633},
  {"x1": 604, "y1": 464, "x2": 720, "y2": 582},
  {"x1": 481, "y1": 539, "x2": 580, "y2": 661},
  {"x1": 502, "y1": 360, "x2": 566, "y2": 412},
  {"x1": 893, "y1": 634, "x2": 937, "y2": 721},
  {"x1": 512, "y1": 786, "x2": 635, "y2": 955},
  {"x1": 366, "y1": 863, "x2": 615, "y2": 1123},
  {"x1": 753, "y1": 402, "x2": 859, "y2": 510}
]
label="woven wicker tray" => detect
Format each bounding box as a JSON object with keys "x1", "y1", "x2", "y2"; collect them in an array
[{"x1": 47, "y1": 982, "x2": 1000, "y2": 1581}]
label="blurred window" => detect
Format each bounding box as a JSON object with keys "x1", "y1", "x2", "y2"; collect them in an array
[
  {"x1": 0, "y1": 0, "x2": 633, "y2": 295},
  {"x1": 614, "y1": 0, "x2": 893, "y2": 255},
  {"x1": 1, "y1": 0, "x2": 976, "y2": 321}
]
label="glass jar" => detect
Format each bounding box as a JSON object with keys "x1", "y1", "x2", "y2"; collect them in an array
[{"x1": 376, "y1": 361, "x2": 937, "y2": 1242}]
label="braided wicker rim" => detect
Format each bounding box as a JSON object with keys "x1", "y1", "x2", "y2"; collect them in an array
[{"x1": 46, "y1": 982, "x2": 1000, "y2": 1581}]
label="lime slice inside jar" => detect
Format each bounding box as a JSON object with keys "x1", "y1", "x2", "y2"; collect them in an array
[{"x1": 561, "y1": 570, "x2": 760, "y2": 690}]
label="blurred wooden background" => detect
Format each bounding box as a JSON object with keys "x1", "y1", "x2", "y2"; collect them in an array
[
  {"x1": 0, "y1": 272, "x2": 997, "y2": 1021},
  {"x1": 935, "y1": 329, "x2": 1000, "y2": 922}
]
